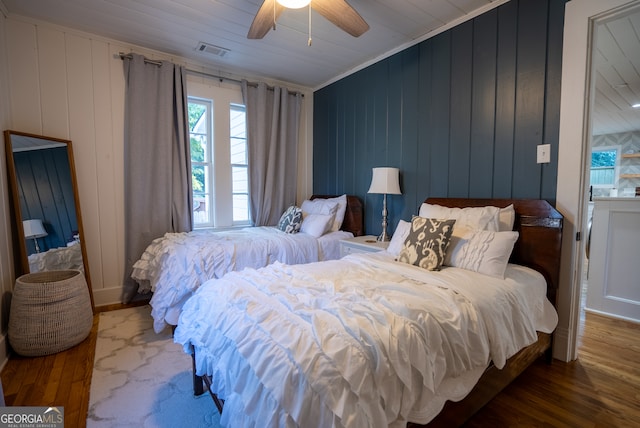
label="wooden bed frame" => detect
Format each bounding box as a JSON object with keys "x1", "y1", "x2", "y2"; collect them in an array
[
  {"x1": 192, "y1": 197, "x2": 563, "y2": 427},
  {"x1": 413, "y1": 198, "x2": 563, "y2": 427}
]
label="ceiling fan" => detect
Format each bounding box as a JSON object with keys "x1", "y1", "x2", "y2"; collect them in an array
[{"x1": 248, "y1": 0, "x2": 369, "y2": 40}]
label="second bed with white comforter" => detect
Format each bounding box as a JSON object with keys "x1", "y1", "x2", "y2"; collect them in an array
[
  {"x1": 133, "y1": 226, "x2": 352, "y2": 332},
  {"x1": 174, "y1": 251, "x2": 558, "y2": 427}
]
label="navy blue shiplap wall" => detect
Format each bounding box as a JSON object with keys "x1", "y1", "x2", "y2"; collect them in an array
[
  {"x1": 14, "y1": 147, "x2": 78, "y2": 254},
  {"x1": 313, "y1": 0, "x2": 566, "y2": 237}
]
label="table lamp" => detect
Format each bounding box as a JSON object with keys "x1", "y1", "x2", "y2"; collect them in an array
[
  {"x1": 23, "y1": 219, "x2": 48, "y2": 253},
  {"x1": 367, "y1": 167, "x2": 401, "y2": 241}
]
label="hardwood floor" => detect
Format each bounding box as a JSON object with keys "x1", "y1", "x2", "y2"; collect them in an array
[
  {"x1": 0, "y1": 302, "x2": 144, "y2": 428},
  {"x1": 1, "y1": 308, "x2": 638, "y2": 427}
]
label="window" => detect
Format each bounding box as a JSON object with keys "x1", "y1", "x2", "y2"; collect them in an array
[
  {"x1": 187, "y1": 80, "x2": 248, "y2": 228},
  {"x1": 590, "y1": 148, "x2": 619, "y2": 188},
  {"x1": 189, "y1": 99, "x2": 213, "y2": 227},
  {"x1": 230, "y1": 105, "x2": 249, "y2": 223}
]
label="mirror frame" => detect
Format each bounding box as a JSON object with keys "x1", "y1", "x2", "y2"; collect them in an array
[{"x1": 4, "y1": 130, "x2": 94, "y2": 311}]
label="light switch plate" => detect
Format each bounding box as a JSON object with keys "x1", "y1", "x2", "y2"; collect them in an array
[{"x1": 537, "y1": 144, "x2": 551, "y2": 164}]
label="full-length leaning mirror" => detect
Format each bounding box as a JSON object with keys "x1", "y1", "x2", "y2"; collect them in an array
[{"x1": 4, "y1": 130, "x2": 93, "y2": 307}]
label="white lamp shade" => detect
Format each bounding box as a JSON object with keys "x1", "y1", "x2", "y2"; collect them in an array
[
  {"x1": 23, "y1": 219, "x2": 48, "y2": 239},
  {"x1": 277, "y1": 0, "x2": 311, "y2": 8},
  {"x1": 368, "y1": 167, "x2": 401, "y2": 195}
]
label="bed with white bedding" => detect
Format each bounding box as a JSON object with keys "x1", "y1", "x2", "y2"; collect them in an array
[
  {"x1": 174, "y1": 198, "x2": 563, "y2": 427},
  {"x1": 132, "y1": 195, "x2": 364, "y2": 333}
]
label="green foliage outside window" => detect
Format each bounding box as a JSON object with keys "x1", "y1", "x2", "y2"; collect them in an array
[
  {"x1": 189, "y1": 103, "x2": 206, "y2": 192},
  {"x1": 591, "y1": 150, "x2": 616, "y2": 167}
]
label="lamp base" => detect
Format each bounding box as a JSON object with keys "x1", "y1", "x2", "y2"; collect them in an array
[{"x1": 377, "y1": 230, "x2": 391, "y2": 242}]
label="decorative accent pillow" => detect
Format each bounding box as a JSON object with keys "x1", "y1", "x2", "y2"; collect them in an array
[
  {"x1": 397, "y1": 217, "x2": 456, "y2": 271},
  {"x1": 418, "y1": 203, "x2": 500, "y2": 231},
  {"x1": 277, "y1": 206, "x2": 303, "y2": 233},
  {"x1": 300, "y1": 214, "x2": 334, "y2": 238},
  {"x1": 387, "y1": 219, "x2": 411, "y2": 256},
  {"x1": 446, "y1": 230, "x2": 519, "y2": 278}
]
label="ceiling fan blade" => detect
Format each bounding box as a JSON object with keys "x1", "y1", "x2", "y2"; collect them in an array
[
  {"x1": 248, "y1": 0, "x2": 285, "y2": 39},
  {"x1": 311, "y1": 0, "x2": 369, "y2": 37}
]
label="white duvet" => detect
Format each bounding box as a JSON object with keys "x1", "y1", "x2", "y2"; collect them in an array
[
  {"x1": 174, "y1": 251, "x2": 558, "y2": 427},
  {"x1": 132, "y1": 226, "x2": 352, "y2": 333}
]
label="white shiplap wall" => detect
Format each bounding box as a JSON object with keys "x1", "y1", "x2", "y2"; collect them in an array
[
  {"x1": 2, "y1": 16, "x2": 313, "y2": 307},
  {"x1": 5, "y1": 18, "x2": 127, "y2": 306}
]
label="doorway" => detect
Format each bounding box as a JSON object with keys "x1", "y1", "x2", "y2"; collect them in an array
[{"x1": 581, "y1": 4, "x2": 640, "y2": 323}]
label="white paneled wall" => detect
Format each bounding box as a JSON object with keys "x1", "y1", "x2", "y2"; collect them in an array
[
  {"x1": 5, "y1": 18, "x2": 127, "y2": 305},
  {"x1": 2, "y1": 16, "x2": 313, "y2": 307}
]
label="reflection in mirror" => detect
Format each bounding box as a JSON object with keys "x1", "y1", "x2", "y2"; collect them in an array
[{"x1": 3, "y1": 130, "x2": 93, "y2": 309}]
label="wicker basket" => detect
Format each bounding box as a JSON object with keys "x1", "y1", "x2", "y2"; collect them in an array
[{"x1": 8, "y1": 270, "x2": 93, "y2": 357}]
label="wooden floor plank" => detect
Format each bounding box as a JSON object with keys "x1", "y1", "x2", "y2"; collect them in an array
[{"x1": 1, "y1": 307, "x2": 638, "y2": 427}]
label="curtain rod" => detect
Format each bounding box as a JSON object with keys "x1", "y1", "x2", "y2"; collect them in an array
[{"x1": 117, "y1": 52, "x2": 304, "y2": 96}]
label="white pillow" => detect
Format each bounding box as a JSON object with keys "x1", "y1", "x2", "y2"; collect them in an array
[
  {"x1": 301, "y1": 198, "x2": 340, "y2": 218},
  {"x1": 387, "y1": 220, "x2": 411, "y2": 256},
  {"x1": 323, "y1": 194, "x2": 348, "y2": 232},
  {"x1": 446, "y1": 230, "x2": 519, "y2": 278},
  {"x1": 499, "y1": 204, "x2": 516, "y2": 231},
  {"x1": 418, "y1": 203, "x2": 500, "y2": 231},
  {"x1": 300, "y1": 214, "x2": 334, "y2": 238}
]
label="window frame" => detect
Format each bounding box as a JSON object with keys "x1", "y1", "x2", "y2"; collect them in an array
[
  {"x1": 229, "y1": 103, "x2": 250, "y2": 225},
  {"x1": 187, "y1": 78, "x2": 246, "y2": 229},
  {"x1": 189, "y1": 97, "x2": 214, "y2": 228}
]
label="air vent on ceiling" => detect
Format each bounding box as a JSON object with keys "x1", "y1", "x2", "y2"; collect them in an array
[{"x1": 195, "y1": 42, "x2": 230, "y2": 58}]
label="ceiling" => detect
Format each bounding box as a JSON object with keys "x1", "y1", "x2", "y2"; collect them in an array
[
  {"x1": 0, "y1": 0, "x2": 504, "y2": 89},
  {"x1": 592, "y1": 6, "x2": 640, "y2": 136},
  {"x1": 1, "y1": 0, "x2": 639, "y2": 135}
]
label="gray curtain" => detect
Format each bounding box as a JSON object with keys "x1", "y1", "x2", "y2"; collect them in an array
[
  {"x1": 242, "y1": 80, "x2": 302, "y2": 226},
  {"x1": 121, "y1": 53, "x2": 193, "y2": 303}
]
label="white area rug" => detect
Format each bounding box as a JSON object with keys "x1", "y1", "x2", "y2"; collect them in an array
[{"x1": 87, "y1": 305, "x2": 221, "y2": 427}]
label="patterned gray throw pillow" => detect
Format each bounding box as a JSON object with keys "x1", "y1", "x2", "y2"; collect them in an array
[
  {"x1": 278, "y1": 206, "x2": 303, "y2": 233},
  {"x1": 397, "y1": 216, "x2": 456, "y2": 271}
]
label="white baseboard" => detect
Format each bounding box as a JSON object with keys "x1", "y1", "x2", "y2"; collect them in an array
[
  {"x1": 92, "y1": 286, "x2": 126, "y2": 308},
  {"x1": 552, "y1": 326, "x2": 573, "y2": 362}
]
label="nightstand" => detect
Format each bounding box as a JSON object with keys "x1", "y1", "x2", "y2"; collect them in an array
[{"x1": 340, "y1": 235, "x2": 389, "y2": 257}]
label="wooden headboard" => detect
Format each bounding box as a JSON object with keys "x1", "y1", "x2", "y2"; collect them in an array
[
  {"x1": 311, "y1": 195, "x2": 364, "y2": 237},
  {"x1": 425, "y1": 198, "x2": 563, "y2": 306}
]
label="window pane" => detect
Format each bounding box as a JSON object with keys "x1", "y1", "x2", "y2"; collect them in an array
[
  {"x1": 592, "y1": 150, "x2": 616, "y2": 167},
  {"x1": 590, "y1": 149, "x2": 617, "y2": 186},
  {"x1": 230, "y1": 138, "x2": 246, "y2": 164},
  {"x1": 192, "y1": 164, "x2": 207, "y2": 196},
  {"x1": 232, "y1": 166, "x2": 248, "y2": 193},
  {"x1": 189, "y1": 98, "x2": 214, "y2": 227},
  {"x1": 230, "y1": 104, "x2": 249, "y2": 224},
  {"x1": 191, "y1": 135, "x2": 206, "y2": 163},
  {"x1": 233, "y1": 194, "x2": 249, "y2": 222},
  {"x1": 193, "y1": 194, "x2": 211, "y2": 224}
]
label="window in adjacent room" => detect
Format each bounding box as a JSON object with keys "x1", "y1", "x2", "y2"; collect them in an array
[{"x1": 590, "y1": 147, "x2": 619, "y2": 188}]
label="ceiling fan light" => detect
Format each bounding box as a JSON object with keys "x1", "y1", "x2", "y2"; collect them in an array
[{"x1": 277, "y1": 0, "x2": 311, "y2": 9}]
